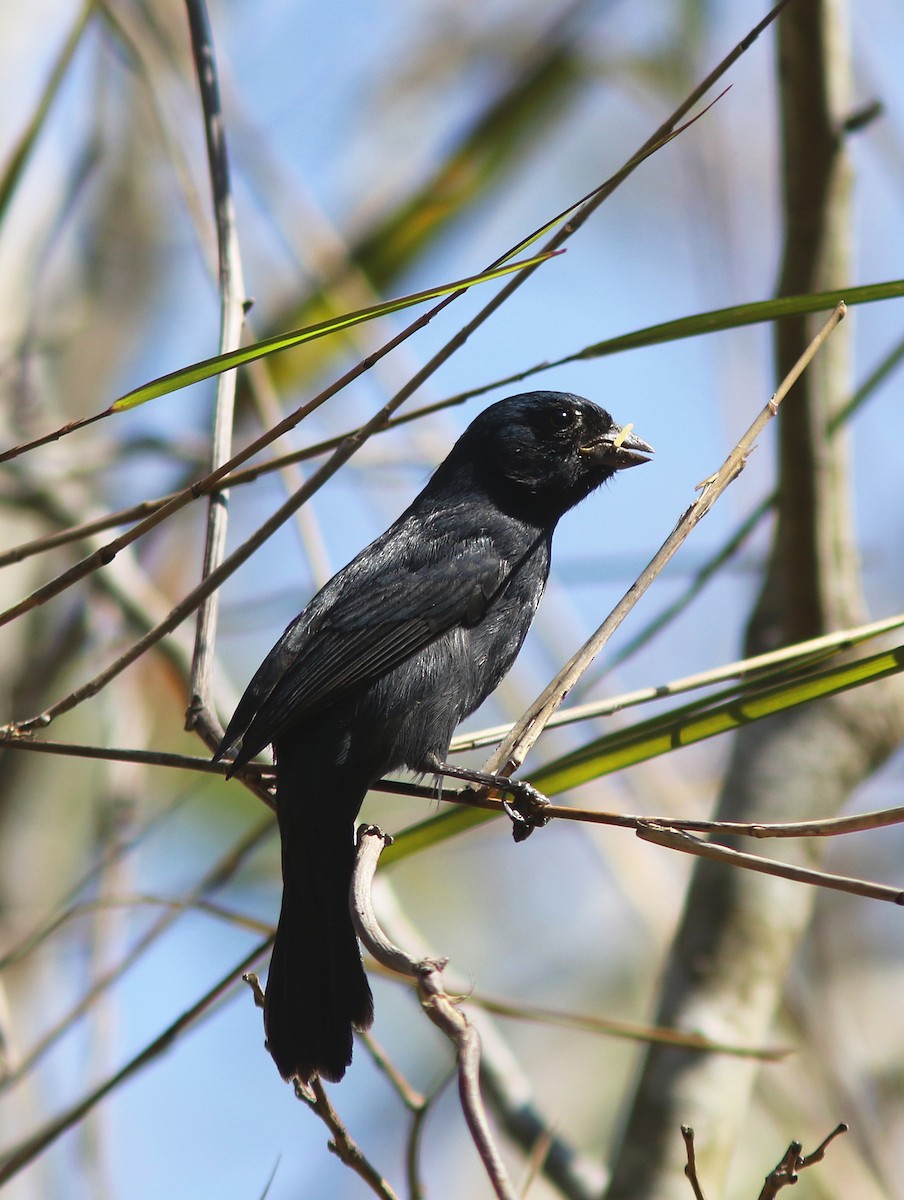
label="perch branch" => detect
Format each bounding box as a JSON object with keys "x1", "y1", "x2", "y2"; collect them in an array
[{"x1": 351, "y1": 826, "x2": 517, "y2": 1200}]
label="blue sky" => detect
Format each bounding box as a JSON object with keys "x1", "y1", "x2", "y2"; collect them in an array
[{"x1": 2, "y1": 2, "x2": 904, "y2": 1197}]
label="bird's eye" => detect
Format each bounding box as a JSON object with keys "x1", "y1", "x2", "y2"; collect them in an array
[{"x1": 547, "y1": 407, "x2": 575, "y2": 432}]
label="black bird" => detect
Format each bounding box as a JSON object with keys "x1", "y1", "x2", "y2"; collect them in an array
[{"x1": 216, "y1": 391, "x2": 652, "y2": 1083}]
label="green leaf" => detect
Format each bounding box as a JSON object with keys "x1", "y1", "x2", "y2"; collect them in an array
[
  {"x1": 569, "y1": 279, "x2": 904, "y2": 361},
  {"x1": 381, "y1": 805, "x2": 496, "y2": 866},
  {"x1": 111, "y1": 251, "x2": 559, "y2": 411},
  {"x1": 384, "y1": 642, "x2": 904, "y2": 863},
  {"x1": 532, "y1": 643, "x2": 904, "y2": 794}
]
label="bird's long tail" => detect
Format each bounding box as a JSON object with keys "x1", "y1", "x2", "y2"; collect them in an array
[{"x1": 264, "y1": 744, "x2": 374, "y2": 1084}]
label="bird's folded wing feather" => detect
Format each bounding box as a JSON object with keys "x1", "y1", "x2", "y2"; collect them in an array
[{"x1": 217, "y1": 541, "x2": 506, "y2": 769}]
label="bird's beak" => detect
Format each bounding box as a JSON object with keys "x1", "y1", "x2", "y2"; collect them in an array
[{"x1": 579, "y1": 424, "x2": 654, "y2": 470}]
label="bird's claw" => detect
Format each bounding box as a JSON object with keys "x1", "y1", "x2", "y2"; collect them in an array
[{"x1": 502, "y1": 782, "x2": 550, "y2": 843}]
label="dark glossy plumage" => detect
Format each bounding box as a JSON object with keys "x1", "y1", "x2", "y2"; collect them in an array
[{"x1": 216, "y1": 390, "x2": 652, "y2": 1082}]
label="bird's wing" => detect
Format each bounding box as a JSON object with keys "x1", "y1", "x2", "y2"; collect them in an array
[{"x1": 217, "y1": 540, "x2": 506, "y2": 769}]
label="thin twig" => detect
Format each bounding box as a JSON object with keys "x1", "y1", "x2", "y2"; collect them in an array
[
  {"x1": 531, "y1": 798, "x2": 904, "y2": 841},
  {"x1": 518, "y1": 1128, "x2": 557, "y2": 1200},
  {"x1": 420, "y1": 782, "x2": 904, "y2": 846},
  {"x1": 7, "y1": 731, "x2": 904, "y2": 851},
  {"x1": 358, "y1": 1031, "x2": 426, "y2": 1111},
  {"x1": 635, "y1": 823, "x2": 904, "y2": 905},
  {"x1": 183, "y1": 0, "x2": 246, "y2": 731},
  {"x1": 756, "y1": 1125, "x2": 848, "y2": 1199},
  {"x1": 1, "y1": 2, "x2": 791, "y2": 739},
  {"x1": 0, "y1": 734, "x2": 231, "y2": 772},
  {"x1": 54, "y1": 892, "x2": 271, "y2": 934},
  {"x1": 482, "y1": 302, "x2": 847, "y2": 782},
  {"x1": 796, "y1": 1122, "x2": 848, "y2": 1170},
  {"x1": 466, "y1": 991, "x2": 787, "y2": 1060},
  {"x1": 0, "y1": 394, "x2": 471, "y2": 569},
  {"x1": 302, "y1": 1078, "x2": 401, "y2": 1200},
  {"x1": 681, "y1": 1126, "x2": 707, "y2": 1200},
  {"x1": 631, "y1": 805, "x2": 904, "y2": 840},
  {"x1": 352, "y1": 826, "x2": 517, "y2": 1200},
  {"x1": 0, "y1": 939, "x2": 271, "y2": 1187},
  {"x1": 0, "y1": 820, "x2": 275, "y2": 1089},
  {"x1": 590, "y1": 495, "x2": 771, "y2": 678},
  {"x1": 451, "y1": 609, "x2": 904, "y2": 753},
  {"x1": 404, "y1": 1083, "x2": 438, "y2": 1200}
]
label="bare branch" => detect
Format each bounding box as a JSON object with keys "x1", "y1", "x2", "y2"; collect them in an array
[
  {"x1": 0, "y1": 821, "x2": 274, "y2": 1088},
  {"x1": 367, "y1": 873, "x2": 608, "y2": 1200},
  {"x1": 0, "y1": 940, "x2": 271, "y2": 1188},
  {"x1": 300, "y1": 1077, "x2": 400, "y2": 1200},
  {"x1": 757, "y1": 1125, "x2": 848, "y2": 1199},
  {"x1": 681, "y1": 1127, "x2": 708, "y2": 1200},
  {"x1": 451, "y1": 610, "x2": 904, "y2": 754},
  {"x1": 635, "y1": 824, "x2": 904, "y2": 905},
  {"x1": 183, "y1": 0, "x2": 246, "y2": 731},
  {"x1": 0, "y1": 0, "x2": 797, "y2": 747},
  {"x1": 352, "y1": 827, "x2": 517, "y2": 1200},
  {"x1": 467, "y1": 991, "x2": 788, "y2": 1061},
  {"x1": 484, "y1": 303, "x2": 847, "y2": 781},
  {"x1": 0, "y1": 393, "x2": 475, "y2": 570}
]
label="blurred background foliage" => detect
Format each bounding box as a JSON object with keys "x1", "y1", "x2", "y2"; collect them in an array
[{"x1": 1, "y1": 1, "x2": 904, "y2": 1198}]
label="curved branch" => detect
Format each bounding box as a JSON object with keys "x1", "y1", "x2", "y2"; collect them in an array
[{"x1": 351, "y1": 826, "x2": 517, "y2": 1200}]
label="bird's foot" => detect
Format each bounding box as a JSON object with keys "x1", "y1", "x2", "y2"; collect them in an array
[{"x1": 502, "y1": 781, "x2": 551, "y2": 843}]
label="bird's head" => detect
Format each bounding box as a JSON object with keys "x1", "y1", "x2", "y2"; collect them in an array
[{"x1": 433, "y1": 391, "x2": 653, "y2": 521}]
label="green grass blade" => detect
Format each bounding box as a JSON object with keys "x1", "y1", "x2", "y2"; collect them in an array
[
  {"x1": 112, "y1": 251, "x2": 557, "y2": 411},
  {"x1": 568, "y1": 279, "x2": 904, "y2": 361},
  {"x1": 384, "y1": 642, "x2": 904, "y2": 863},
  {"x1": 0, "y1": 4, "x2": 93, "y2": 224},
  {"x1": 533, "y1": 644, "x2": 904, "y2": 794}
]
